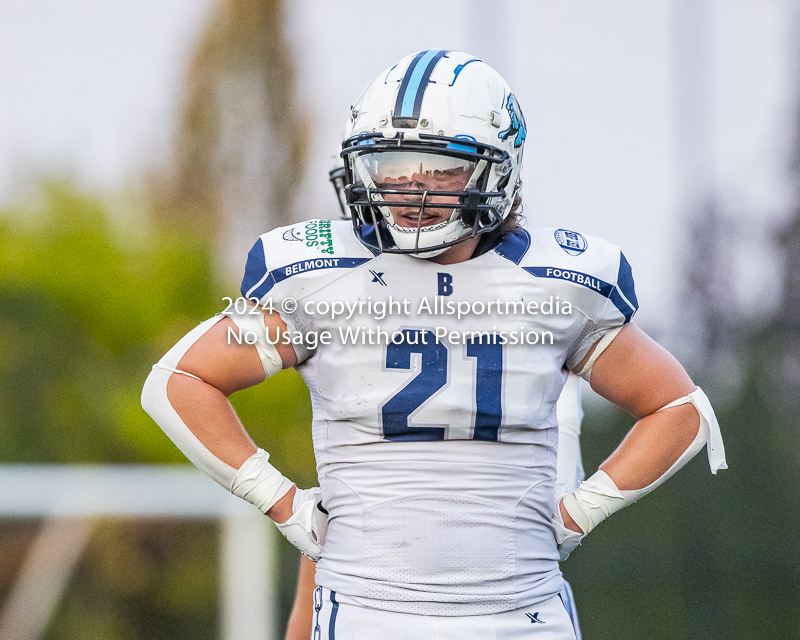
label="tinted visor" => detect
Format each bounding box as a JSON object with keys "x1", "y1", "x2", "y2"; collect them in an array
[{"x1": 354, "y1": 151, "x2": 478, "y2": 193}]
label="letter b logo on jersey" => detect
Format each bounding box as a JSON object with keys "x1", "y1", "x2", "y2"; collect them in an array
[{"x1": 437, "y1": 273, "x2": 453, "y2": 296}]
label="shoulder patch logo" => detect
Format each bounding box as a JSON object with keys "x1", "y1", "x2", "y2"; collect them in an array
[
  {"x1": 554, "y1": 229, "x2": 587, "y2": 256},
  {"x1": 283, "y1": 228, "x2": 303, "y2": 242}
]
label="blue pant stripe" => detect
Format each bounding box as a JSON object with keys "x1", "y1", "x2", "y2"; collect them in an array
[{"x1": 328, "y1": 590, "x2": 339, "y2": 640}]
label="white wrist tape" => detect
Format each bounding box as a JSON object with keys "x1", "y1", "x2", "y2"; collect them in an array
[
  {"x1": 230, "y1": 448, "x2": 294, "y2": 514},
  {"x1": 561, "y1": 386, "x2": 726, "y2": 535},
  {"x1": 560, "y1": 470, "x2": 627, "y2": 535},
  {"x1": 551, "y1": 500, "x2": 586, "y2": 562},
  {"x1": 227, "y1": 304, "x2": 283, "y2": 377}
]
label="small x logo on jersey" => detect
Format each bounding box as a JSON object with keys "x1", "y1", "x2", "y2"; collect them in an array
[
  {"x1": 370, "y1": 270, "x2": 387, "y2": 286},
  {"x1": 525, "y1": 612, "x2": 545, "y2": 624}
]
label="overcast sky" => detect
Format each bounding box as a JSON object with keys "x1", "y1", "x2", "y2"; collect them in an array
[{"x1": 0, "y1": 0, "x2": 796, "y2": 334}]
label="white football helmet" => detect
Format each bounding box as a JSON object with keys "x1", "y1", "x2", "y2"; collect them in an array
[{"x1": 341, "y1": 50, "x2": 526, "y2": 257}]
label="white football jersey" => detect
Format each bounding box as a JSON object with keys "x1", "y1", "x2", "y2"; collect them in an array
[
  {"x1": 555, "y1": 374, "x2": 585, "y2": 499},
  {"x1": 241, "y1": 221, "x2": 637, "y2": 616}
]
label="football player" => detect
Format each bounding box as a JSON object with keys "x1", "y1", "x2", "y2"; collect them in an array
[{"x1": 142, "y1": 50, "x2": 726, "y2": 640}]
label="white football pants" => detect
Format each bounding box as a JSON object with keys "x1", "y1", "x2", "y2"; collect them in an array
[{"x1": 310, "y1": 585, "x2": 580, "y2": 640}]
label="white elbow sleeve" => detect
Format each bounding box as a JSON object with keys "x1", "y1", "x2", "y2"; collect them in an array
[
  {"x1": 141, "y1": 315, "x2": 293, "y2": 513},
  {"x1": 142, "y1": 316, "x2": 237, "y2": 487},
  {"x1": 226, "y1": 304, "x2": 283, "y2": 377},
  {"x1": 561, "y1": 386, "x2": 727, "y2": 535}
]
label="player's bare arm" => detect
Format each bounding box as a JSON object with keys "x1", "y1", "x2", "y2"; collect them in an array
[
  {"x1": 591, "y1": 324, "x2": 699, "y2": 487},
  {"x1": 143, "y1": 304, "x2": 330, "y2": 559},
  {"x1": 559, "y1": 324, "x2": 699, "y2": 532},
  {"x1": 554, "y1": 324, "x2": 725, "y2": 561},
  {"x1": 162, "y1": 312, "x2": 299, "y2": 523}
]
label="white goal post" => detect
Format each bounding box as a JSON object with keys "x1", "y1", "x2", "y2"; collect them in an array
[{"x1": 0, "y1": 465, "x2": 281, "y2": 640}]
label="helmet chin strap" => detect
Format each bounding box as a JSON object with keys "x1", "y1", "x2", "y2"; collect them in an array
[{"x1": 405, "y1": 218, "x2": 472, "y2": 259}]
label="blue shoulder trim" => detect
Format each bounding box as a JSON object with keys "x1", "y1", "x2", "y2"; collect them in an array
[
  {"x1": 241, "y1": 238, "x2": 374, "y2": 299},
  {"x1": 524, "y1": 267, "x2": 613, "y2": 296},
  {"x1": 272, "y1": 257, "x2": 372, "y2": 287},
  {"x1": 241, "y1": 238, "x2": 277, "y2": 300},
  {"x1": 524, "y1": 251, "x2": 639, "y2": 322},
  {"x1": 493, "y1": 228, "x2": 531, "y2": 264},
  {"x1": 611, "y1": 252, "x2": 638, "y2": 322}
]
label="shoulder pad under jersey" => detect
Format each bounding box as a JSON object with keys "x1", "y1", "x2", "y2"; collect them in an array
[
  {"x1": 494, "y1": 226, "x2": 638, "y2": 324},
  {"x1": 240, "y1": 220, "x2": 377, "y2": 304}
]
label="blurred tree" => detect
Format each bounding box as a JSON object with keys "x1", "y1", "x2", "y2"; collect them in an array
[
  {"x1": 0, "y1": 179, "x2": 213, "y2": 463},
  {"x1": 45, "y1": 521, "x2": 219, "y2": 640},
  {"x1": 567, "y1": 363, "x2": 800, "y2": 640},
  {"x1": 167, "y1": 0, "x2": 309, "y2": 278},
  {"x1": 561, "y1": 99, "x2": 800, "y2": 638},
  {"x1": 777, "y1": 180, "x2": 800, "y2": 416}
]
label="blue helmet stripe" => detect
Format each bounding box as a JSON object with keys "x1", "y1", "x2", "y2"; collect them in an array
[
  {"x1": 394, "y1": 50, "x2": 428, "y2": 118},
  {"x1": 395, "y1": 49, "x2": 449, "y2": 119}
]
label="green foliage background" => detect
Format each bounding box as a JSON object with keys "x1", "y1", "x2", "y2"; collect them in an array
[
  {"x1": 0, "y1": 180, "x2": 314, "y2": 479},
  {"x1": 563, "y1": 342, "x2": 800, "y2": 640},
  {"x1": 0, "y1": 181, "x2": 315, "y2": 638}
]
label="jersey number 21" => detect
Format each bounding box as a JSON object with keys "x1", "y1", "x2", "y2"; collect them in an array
[{"x1": 381, "y1": 328, "x2": 502, "y2": 442}]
